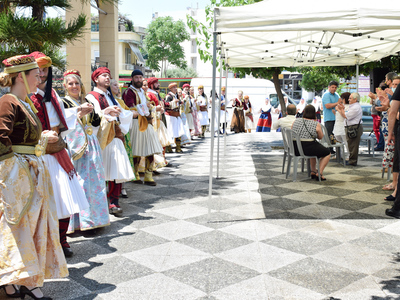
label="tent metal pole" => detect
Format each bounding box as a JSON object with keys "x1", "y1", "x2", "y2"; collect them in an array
[
  {"x1": 217, "y1": 47, "x2": 223, "y2": 178},
  {"x1": 356, "y1": 64, "x2": 359, "y2": 93},
  {"x1": 208, "y1": 14, "x2": 218, "y2": 219},
  {"x1": 224, "y1": 65, "x2": 228, "y2": 155}
]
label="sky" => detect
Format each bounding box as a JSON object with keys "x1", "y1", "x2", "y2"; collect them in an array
[{"x1": 118, "y1": 0, "x2": 211, "y2": 27}]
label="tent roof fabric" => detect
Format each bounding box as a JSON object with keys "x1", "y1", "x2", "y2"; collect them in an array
[{"x1": 215, "y1": 0, "x2": 400, "y2": 67}]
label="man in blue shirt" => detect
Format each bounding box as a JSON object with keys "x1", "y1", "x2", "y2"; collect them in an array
[{"x1": 322, "y1": 80, "x2": 340, "y2": 154}]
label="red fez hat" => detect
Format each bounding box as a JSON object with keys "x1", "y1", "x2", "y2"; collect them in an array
[
  {"x1": 147, "y1": 77, "x2": 158, "y2": 86},
  {"x1": 91, "y1": 67, "x2": 111, "y2": 82},
  {"x1": 182, "y1": 83, "x2": 190, "y2": 89}
]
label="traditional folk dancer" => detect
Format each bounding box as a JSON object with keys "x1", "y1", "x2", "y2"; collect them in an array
[
  {"x1": 164, "y1": 83, "x2": 186, "y2": 152},
  {"x1": 189, "y1": 86, "x2": 202, "y2": 137},
  {"x1": 86, "y1": 67, "x2": 135, "y2": 216},
  {"x1": 196, "y1": 85, "x2": 209, "y2": 138},
  {"x1": 231, "y1": 90, "x2": 246, "y2": 133},
  {"x1": 30, "y1": 52, "x2": 88, "y2": 258},
  {"x1": 110, "y1": 79, "x2": 134, "y2": 198},
  {"x1": 182, "y1": 84, "x2": 195, "y2": 137},
  {"x1": 62, "y1": 69, "x2": 110, "y2": 233},
  {"x1": 178, "y1": 88, "x2": 191, "y2": 145},
  {"x1": 243, "y1": 95, "x2": 255, "y2": 133},
  {"x1": 146, "y1": 77, "x2": 173, "y2": 167},
  {"x1": 0, "y1": 54, "x2": 68, "y2": 300},
  {"x1": 219, "y1": 86, "x2": 230, "y2": 134},
  {"x1": 122, "y1": 70, "x2": 163, "y2": 185},
  {"x1": 256, "y1": 97, "x2": 273, "y2": 132}
]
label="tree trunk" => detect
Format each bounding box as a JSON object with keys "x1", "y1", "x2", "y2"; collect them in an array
[
  {"x1": 272, "y1": 68, "x2": 286, "y2": 116},
  {"x1": 31, "y1": 4, "x2": 45, "y2": 22}
]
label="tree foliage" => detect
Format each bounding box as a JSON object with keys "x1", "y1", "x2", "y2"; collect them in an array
[
  {"x1": 166, "y1": 67, "x2": 198, "y2": 78},
  {"x1": 0, "y1": 0, "x2": 117, "y2": 69},
  {"x1": 298, "y1": 67, "x2": 340, "y2": 94},
  {"x1": 144, "y1": 16, "x2": 190, "y2": 78}
]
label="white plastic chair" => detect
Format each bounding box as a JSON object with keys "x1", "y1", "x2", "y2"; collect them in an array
[
  {"x1": 283, "y1": 128, "x2": 321, "y2": 182},
  {"x1": 320, "y1": 124, "x2": 346, "y2": 166}
]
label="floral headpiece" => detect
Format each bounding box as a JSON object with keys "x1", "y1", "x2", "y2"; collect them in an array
[
  {"x1": 64, "y1": 69, "x2": 81, "y2": 78},
  {"x1": 2, "y1": 55, "x2": 38, "y2": 74}
]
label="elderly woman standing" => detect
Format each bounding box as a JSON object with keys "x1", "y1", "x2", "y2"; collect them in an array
[
  {"x1": 292, "y1": 105, "x2": 331, "y2": 180},
  {"x1": 0, "y1": 55, "x2": 68, "y2": 299},
  {"x1": 243, "y1": 95, "x2": 255, "y2": 133},
  {"x1": 230, "y1": 90, "x2": 245, "y2": 133},
  {"x1": 337, "y1": 92, "x2": 363, "y2": 166},
  {"x1": 62, "y1": 70, "x2": 110, "y2": 233}
]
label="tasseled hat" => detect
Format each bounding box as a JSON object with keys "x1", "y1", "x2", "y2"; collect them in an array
[{"x1": 30, "y1": 51, "x2": 52, "y2": 68}]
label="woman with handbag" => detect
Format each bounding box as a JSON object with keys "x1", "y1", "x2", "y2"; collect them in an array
[
  {"x1": 292, "y1": 105, "x2": 331, "y2": 180},
  {"x1": 336, "y1": 92, "x2": 363, "y2": 166}
]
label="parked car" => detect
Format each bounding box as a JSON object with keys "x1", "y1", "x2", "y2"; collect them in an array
[
  {"x1": 361, "y1": 104, "x2": 373, "y2": 133},
  {"x1": 269, "y1": 94, "x2": 297, "y2": 108}
]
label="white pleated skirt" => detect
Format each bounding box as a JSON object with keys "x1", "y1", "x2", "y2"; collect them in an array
[
  {"x1": 131, "y1": 119, "x2": 163, "y2": 156},
  {"x1": 157, "y1": 120, "x2": 173, "y2": 147},
  {"x1": 198, "y1": 111, "x2": 209, "y2": 126},
  {"x1": 186, "y1": 113, "x2": 195, "y2": 130},
  {"x1": 165, "y1": 115, "x2": 186, "y2": 138},
  {"x1": 102, "y1": 138, "x2": 135, "y2": 183},
  {"x1": 43, "y1": 154, "x2": 89, "y2": 219}
]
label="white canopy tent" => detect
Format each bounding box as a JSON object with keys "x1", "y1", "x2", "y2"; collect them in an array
[{"x1": 206, "y1": 0, "x2": 400, "y2": 216}]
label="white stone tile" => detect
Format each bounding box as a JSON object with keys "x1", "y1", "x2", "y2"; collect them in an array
[
  {"x1": 98, "y1": 273, "x2": 206, "y2": 299},
  {"x1": 313, "y1": 243, "x2": 391, "y2": 274},
  {"x1": 222, "y1": 203, "x2": 266, "y2": 219},
  {"x1": 141, "y1": 220, "x2": 214, "y2": 241},
  {"x1": 153, "y1": 203, "x2": 210, "y2": 219},
  {"x1": 377, "y1": 220, "x2": 400, "y2": 236},
  {"x1": 358, "y1": 204, "x2": 393, "y2": 217},
  {"x1": 215, "y1": 242, "x2": 306, "y2": 273},
  {"x1": 324, "y1": 173, "x2": 363, "y2": 181},
  {"x1": 277, "y1": 182, "x2": 323, "y2": 191},
  {"x1": 342, "y1": 191, "x2": 389, "y2": 203},
  {"x1": 218, "y1": 220, "x2": 291, "y2": 241},
  {"x1": 299, "y1": 220, "x2": 373, "y2": 242},
  {"x1": 283, "y1": 191, "x2": 338, "y2": 203},
  {"x1": 331, "y1": 275, "x2": 388, "y2": 299},
  {"x1": 122, "y1": 242, "x2": 211, "y2": 272}
]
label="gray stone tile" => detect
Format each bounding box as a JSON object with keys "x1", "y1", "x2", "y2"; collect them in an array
[
  {"x1": 261, "y1": 197, "x2": 310, "y2": 211},
  {"x1": 67, "y1": 256, "x2": 153, "y2": 292},
  {"x1": 334, "y1": 212, "x2": 390, "y2": 220},
  {"x1": 177, "y1": 230, "x2": 252, "y2": 254},
  {"x1": 116, "y1": 211, "x2": 177, "y2": 228},
  {"x1": 262, "y1": 231, "x2": 342, "y2": 256},
  {"x1": 318, "y1": 198, "x2": 376, "y2": 211},
  {"x1": 350, "y1": 232, "x2": 400, "y2": 252},
  {"x1": 310, "y1": 187, "x2": 359, "y2": 197},
  {"x1": 268, "y1": 257, "x2": 366, "y2": 294},
  {"x1": 163, "y1": 257, "x2": 260, "y2": 293}
]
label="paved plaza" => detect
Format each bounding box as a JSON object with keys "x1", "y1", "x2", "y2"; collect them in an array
[{"x1": 2, "y1": 132, "x2": 400, "y2": 300}]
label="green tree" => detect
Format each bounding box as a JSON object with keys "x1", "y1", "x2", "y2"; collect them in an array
[
  {"x1": 166, "y1": 67, "x2": 197, "y2": 78},
  {"x1": 0, "y1": 0, "x2": 115, "y2": 68},
  {"x1": 299, "y1": 67, "x2": 340, "y2": 95},
  {"x1": 144, "y1": 16, "x2": 190, "y2": 78}
]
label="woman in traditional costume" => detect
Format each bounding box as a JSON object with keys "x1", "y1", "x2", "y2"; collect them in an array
[
  {"x1": 230, "y1": 90, "x2": 246, "y2": 133},
  {"x1": 256, "y1": 98, "x2": 272, "y2": 132},
  {"x1": 0, "y1": 55, "x2": 68, "y2": 300},
  {"x1": 296, "y1": 98, "x2": 306, "y2": 118},
  {"x1": 178, "y1": 88, "x2": 191, "y2": 145},
  {"x1": 62, "y1": 70, "x2": 110, "y2": 234},
  {"x1": 243, "y1": 95, "x2": 255, "y2": 133},
  {"x1": 30, "y1": 52, "x2": 89, "y2": 258},
  {"x1": 190, "y1": 86, "x2": 202, "y2": 137},
  {"x1": 196, "y1": 85, "x2": 209, "y2": 138},
  {"x1": 182, "y1": 84, "x2": 195, "y2": 137}
]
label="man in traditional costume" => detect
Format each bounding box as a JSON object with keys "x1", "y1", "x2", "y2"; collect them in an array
[
  {"x1": 122, "y1": 70, "x2": 163, "y2": 185},
  {"x1": 30, "y1": 51, "x2": 89, "y2": 258},
  {"x1": 147, "y1": 77, "x2": 173, "y2": 165},
  {"x1": 164, "y1": 83, "x2": 186, "y2": 152},
  {"x1": 182, "y1": 83, "x2": 195, "y2": 137},
  {"x1": 196, "y1": 85, "x2": 209, "y2": 137},
  {"x1": 0, "y1": 54, "x2": 68, "y2": 300},
  {"x1": 86, "y1": 67, "x2": 135, "y2": 217}
]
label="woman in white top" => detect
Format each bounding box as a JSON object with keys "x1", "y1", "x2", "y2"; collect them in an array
[
  {"x1": 296, "y1": 98, "x2": 306, "y2": 118},
  {"x1": 333, "y1": 92, "x2": 350, "y2": 160}
]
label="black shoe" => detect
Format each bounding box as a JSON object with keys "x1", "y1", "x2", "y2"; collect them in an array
[
  {"x1": 345, "y1": 161, "x2": 357, "y2": 166},
  {"x1": 385, "y1": 208, "x2": 400, "y2": 219},
  {"x1": 374, "y1": 147, "x2": 384, "y2": 151},
  {"x1": 20, "y1": 286, "x2": 52, "y2": 300},
  {"x1": 153, "y1": 170, "x2": 161, "y2": 175},
  {"x1": 62, "y1": 247, "x2": 73, "y2": 258},
  {"x1": 385, "y1": 195, "x2": 396, "y2": 201},
  {"x1": 132, "y1": 179, "x2": 143, "y2": 184},
  {"x1": 1, "y1": 285, "x2": 20, "y2": 298}
]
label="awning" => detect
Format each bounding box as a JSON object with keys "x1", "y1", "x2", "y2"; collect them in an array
[{"x1": 129, "y1": 43, "x2": 145, "y2": 66}]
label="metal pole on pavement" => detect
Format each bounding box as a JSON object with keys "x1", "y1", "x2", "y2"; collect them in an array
[
  {"x1": 208, "y1": 11, "x2": 218, "y2": 219},
  {"x1": 217, "y1": 46, "x2": 223, "y2": 178},
  {"x1": 224, "y1": 64, "x2": 228, "y2": 155}
]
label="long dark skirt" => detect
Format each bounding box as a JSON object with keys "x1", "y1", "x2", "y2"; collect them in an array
[{"x1": 230, "y1": 108, "x2": 245, "y2": 133}]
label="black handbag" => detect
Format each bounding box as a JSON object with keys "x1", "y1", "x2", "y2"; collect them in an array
[{"x1": 346, "y1": 119, "x2": 361, "y2": 139}]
